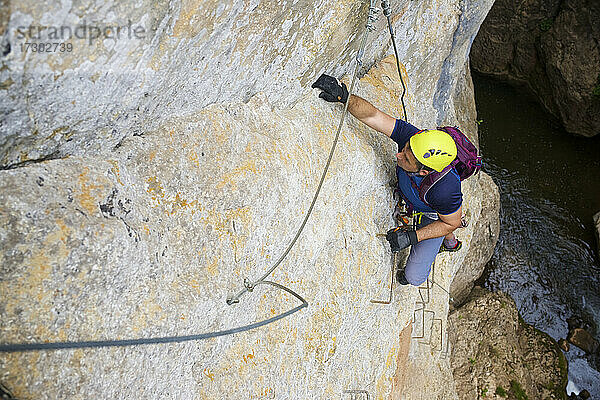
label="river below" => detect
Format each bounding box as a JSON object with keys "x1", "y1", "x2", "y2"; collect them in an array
[{"x1": 472, "y1": 72, "x2": 600, "y2": 397}]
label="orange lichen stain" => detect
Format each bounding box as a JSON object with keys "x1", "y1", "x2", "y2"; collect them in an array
[
  {"x1": 361, "y1": 55, "x2": 410, "y2": 117},
  {"x1": 131, "y1": 297, "x2": 164, "y2": 333},
  {"x1": 180, "y1": 313, "x2": 186, "y2": 320},
  {"x1": 146, "y1": 176, "x2": 164, "y2": 201},
  {"x1": 54, "y1": 219, "x2": 71, "y2": 245},
  {"x1": 256, "y1": 387, "x2": 275, "y2": 398},
  {"x1": 143, "y1": 224, "x2": 150, "y2": 235},
  {"x1": 205, "y1": 207, "x2": 251, "y2": 241},
  {"x1": 192, "y1": 206, "x2": 251, "y2": 254},
  {"x1": 35, "y1": 324, "x2": 53, "y2": 341},
  {"x1": 56, "y1": 328, "x2": 68, "y2": 341},
  {"x1": 173, "y1": 0, "x2": 206, "y2": 37},
  {"x1": 76, "y1": 167, "x2": 107, "y2": 215},
  {"x1": 170, "y1": 192, "x2": 198, "y2": 215},
  {"x1": 9, "y1": 216, "x2": 73, "y2": 317},
  {"x1": 189, "y1": 151, "x2": 200, "y2": 167},
  {"x1": 386, "y1": 347, "x2": 397, "y2": 369},
  {"x1": 203, "y1": 368, "x2": 215, "y2": 381},
  {"x1": 376, "y1": 374, "x2": 391, "y2": 398},
  {"x1": 26, "y1": 254, "x2": 50, "y2": 301},
  {"x1": 69, "y1": 349, "x2": 84, "y2": 368},
  {"x1": 327, "y1": 336, "x2": 337, "y2": 358},
  {"x1": 108, "y1": 160, "x2": 124, "y2": 186},
  {"x1": 216, "y1": 159, "x2": 260, "y2": 190},
  {"x1": 206, "y1": 258, "x2": 219, "y2": 277},
  {"x1": 189, "y1": 279, "x2": 200, "y2": 289},
  {"x1": 1, "y1": 352, "x2": 41, "y2": 397},
  {"x1": 305, "y1": 306, "x2": 338, "y2": 363},
  {"x1": 317, "y1": 132, "x2": 333, "y2": 154},
  {"x1": 148, "y1": 151, "x2": 157, "y2": 162},
  {"x1": 242, "y1": 349, "x2": 255, "y2": 364},
  {"x1": 334, "y1": 248, "x2": 347, "y2": 283}
]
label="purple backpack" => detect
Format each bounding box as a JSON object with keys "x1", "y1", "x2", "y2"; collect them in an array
[{"x1": 414, "y1": 126, "x2": 482, "y2": 208}]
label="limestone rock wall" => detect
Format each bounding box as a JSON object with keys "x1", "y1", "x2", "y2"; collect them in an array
[
  {"x1": 0, "y1": 0, "x2": 447, "y2": 169},
  {"x1": 470, "y1": 0, "x2": 600, "y2": 137},
  {"x1": 0, "y1": 0, "x2": 497, "y2": 398},
  {"x1": 450, "y1": 171, "x2": 500, "y2": 307}
]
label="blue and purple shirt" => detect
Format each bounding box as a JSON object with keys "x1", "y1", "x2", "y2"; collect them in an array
[{"x1": 390, "y1": 119, "x2": 462, "y2": 215}]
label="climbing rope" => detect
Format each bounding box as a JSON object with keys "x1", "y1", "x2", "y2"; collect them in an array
[
  {"x1": 0, "y1": 0, "x2": 386, "y2": 353},
  {"x1": 226, "y1": 0, "x2": 381, "y2": 306}
]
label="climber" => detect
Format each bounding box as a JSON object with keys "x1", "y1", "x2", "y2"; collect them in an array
[{"x1": 312, "y1": 74, "x2": 464, "y2": 286}]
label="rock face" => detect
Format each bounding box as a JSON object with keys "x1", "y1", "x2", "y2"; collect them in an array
[
  {"x1": 449, "y1": 287, "x2": 568, "y2": 400},
  {"x1": 449, "y1": 171, "x2": 500, "y2": 306},
  {"x1": 0, "y1": 0, "x2": 498, "y2": 399},
  {"x1": 470, "y1": 0, "x2": 600, "y2": 137},
  {"x1": 568, "y1": 329, "x2": 599, "y2": 355}
]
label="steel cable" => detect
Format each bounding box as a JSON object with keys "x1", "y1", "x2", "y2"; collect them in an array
[
  {"x1": 0, "y1": 281, "x2": 307, "y2": 352},
  {"x1": 0, "y1": 0, "x2": 381, "y2": 353}
]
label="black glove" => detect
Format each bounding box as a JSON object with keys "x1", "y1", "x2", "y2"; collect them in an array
[
  {"x1": 312, "y1": 73, "x2": 349, "y2": 104},
  {"x1": 386, "y1": 227, "x2": 418, "y2": 252}
]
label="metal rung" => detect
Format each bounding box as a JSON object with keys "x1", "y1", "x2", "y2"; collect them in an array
[{"x1": 410, "y1": 261, "x2": 452, "y2": 357}]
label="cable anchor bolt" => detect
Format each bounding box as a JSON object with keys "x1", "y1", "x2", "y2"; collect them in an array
[
  {"x1": 244, "y1": 278, "x2": 255, "y2": 292},
  {"x1": 381, "y1": 0, "x2": 392, "y2": 17}
]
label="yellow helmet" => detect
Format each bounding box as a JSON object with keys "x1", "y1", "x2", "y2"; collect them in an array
[{"x1": 409, "y1": 130, "x2": 457, "y2": 172}]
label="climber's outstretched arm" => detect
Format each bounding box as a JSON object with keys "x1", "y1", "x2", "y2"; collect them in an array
[{"x1": 347, "y1": 94, "x2": 396, "y2": 137}]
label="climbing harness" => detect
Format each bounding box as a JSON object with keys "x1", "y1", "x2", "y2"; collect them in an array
[
  {"x1": 390, "y1": 201, "x2": 455, "y2": 300},
  {"x1": 226, "y1": 0, "x2": 381, "y2": 306},
  {"x1": 0, "y1": 0, "x2": 390, "y2": 353}
]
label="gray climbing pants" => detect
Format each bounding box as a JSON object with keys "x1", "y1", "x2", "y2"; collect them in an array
[{"x1": 403, "y1": 216, "x2": 444, "y2": 286}]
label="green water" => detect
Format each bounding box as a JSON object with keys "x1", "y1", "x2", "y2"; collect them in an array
[
  {"x1": 473, "y1": 72, "x2": 600, "y2": 395},
  {"x1": 475, "y1": 74, "x2": 600, "y2": 243}
]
